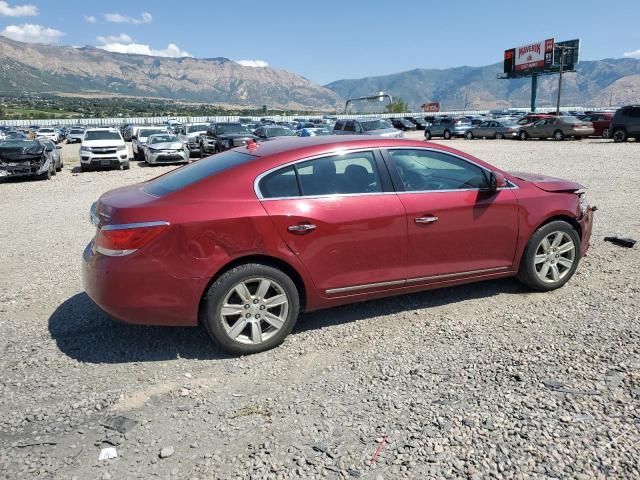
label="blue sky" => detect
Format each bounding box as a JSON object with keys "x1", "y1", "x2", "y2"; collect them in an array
[{"x1": 0, "y1": 0, "x2": 638, "y2": 85}]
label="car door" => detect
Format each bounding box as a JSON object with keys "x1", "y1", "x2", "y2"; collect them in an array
[
  {"x1": 382, "y1": 148, "x2": 519, "y2": 282},
  {"x1": 257, "y1": 149, "x2": 407, "y2": 295},
  {"x1": 528, "y1": 119, "x2": 547, "y2": 138}
]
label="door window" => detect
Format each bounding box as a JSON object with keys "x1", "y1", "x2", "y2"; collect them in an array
[
  {"x1": 343, "y1": 121, "x2": 356, "y2": 132},
  {"x1": 257, "y1": 151, "x2": 382, "y2": 198},
  {"x1": 387, "y1": 149, "x2": 489, "y2": 191}
]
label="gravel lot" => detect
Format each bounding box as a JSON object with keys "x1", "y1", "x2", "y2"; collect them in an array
[{"x1": 1, "y1": 136, "x2": 639, "y2": 479}]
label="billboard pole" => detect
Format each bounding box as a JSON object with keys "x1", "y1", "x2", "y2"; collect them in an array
[
  {"x1": 531, "y1": 73, "x2": 538, "y2": 112},
  {"x1": 555, "y1": 47, "x2": 566, "y2": 115}
]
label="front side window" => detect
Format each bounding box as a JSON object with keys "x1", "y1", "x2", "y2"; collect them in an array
[
  {"x1": 343, "y1": 122, "x2": 356, "y2": 132},
  {"x1": 387, "y1": 149, "x2": 489, "y2": 192},
  {"x1": 258, "y1": 151, "x2": 382, "y2": 198}
]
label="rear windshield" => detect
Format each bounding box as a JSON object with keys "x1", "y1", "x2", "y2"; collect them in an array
[
  {"x1": 84, "y1": 130, "x2": 122, "y2": 141},
  {"x1": 186, "y1": 124, "x2": 208, "y2": 133},
  {"x1": 360, "y1": 120, "x2": 389, "y2": 131},
  {"x1": 139, "y1": 128, "x2": 166, "y2": 137},
  {"x1": 143, "y1": 150, "x2": 256, "y2": 196}
]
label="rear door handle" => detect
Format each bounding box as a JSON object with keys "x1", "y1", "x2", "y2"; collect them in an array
[
  {"x1": 288, "y1": 224, "x2": 316, "y2": 233},
  {"x1": 414, "y1": 216, "x2": 439, "y2": 224}
]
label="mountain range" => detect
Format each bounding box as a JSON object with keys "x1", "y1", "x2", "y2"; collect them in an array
[
  {"x1": 325, "y1": 58, "x2": 640, "y2": 110},
  {"x1": 0, "y1": 36, "x2": 638, "y2": 111}
]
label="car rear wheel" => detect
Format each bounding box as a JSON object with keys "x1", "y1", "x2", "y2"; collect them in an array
[
  {"x1": 553, "y1": 130, "x2": 565, "y2": 141},
  {"x1": 443, "y1": 130, "x2": 452, "y2": 140},
  {"x1": 517, "y1": 221, "x2": 580, "y2": 292},
  {"x1": 202, "y1": 263, "x2": 300, "y2": 354},
  {"x1": 612, "y1": 128, "x2": 627, "y2": 143},
  {"x1": 519, "y1": 131, "x2": 528, "y2": 141},
  {"x1": 601, "y1": 128, "x2": 609, "y2": 139},
  {"x1": 424, "y1": 130, "x2": 432, "y2": 140},
  {"x1": 465, "y1": 131, "x2": 474, "y2": 140}
]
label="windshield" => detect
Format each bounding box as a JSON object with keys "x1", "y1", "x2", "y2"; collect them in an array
[
  {"x1": 144, "y1": 150, "x2": 256, "y2": 197},
  {"x1": 267, "y1": 127, "x2": 295, "y2": 137},
  {"x1": 360, "y1": 120, "x2": 391, "y2": 131},
  {"x1": 186, "y1": 124, "x2": 208, "y2": 133},
  {"x1": 70, "y1": 129, "x2": 85, "y2": 134},
  {"x1": 0, "y1": 139, "x2": 39, "y2": 148},
  {"x1": 38, "y1": 128, "x2": 54, "y2": 133},
  {"x1": 216, "y1": 124, "x2": 249, "y2": 134},
  {"x1": 139, "y1": 128, "x2": 167, "y2": 138},
  {"x1": 84, "y1": 130, "x2": 122, "y2": 141},
  {"x1": 150, "y1": 134, "x2": 179, "y2": 144}
]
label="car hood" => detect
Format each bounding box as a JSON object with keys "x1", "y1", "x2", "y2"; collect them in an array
[
  {"x1": 148, "y1": 141, "x2": 183, "y2": 150},
  {"x1": 219, "y1": 133, "x2": 256, "y2": 139},
  {"x1": 509, "y1": 171, "x2": 584, "y2": 192},
  {"x1": 83, "y1": 140, "x2": 124, "y2": 147}
]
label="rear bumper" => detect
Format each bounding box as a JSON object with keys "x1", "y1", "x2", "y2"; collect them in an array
[{"x1": 82, "y1": 243, "x2": 202, "y2": 326}]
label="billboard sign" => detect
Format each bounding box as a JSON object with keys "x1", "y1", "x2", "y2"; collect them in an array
[
  {"x1": 504, "y1": 38, "x2": 554, "y2": 76},
  {"x1": 515, "y1": 38, "x2": 554, "y2": 72},
  {"x1": 421, "y1": 102, "x2": 440, "y2": 112},
  {"x1": 553, "y1": 38, "x2": 580, "y2": 70}
]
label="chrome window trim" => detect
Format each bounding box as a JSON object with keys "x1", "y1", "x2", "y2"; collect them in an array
[
  {"x1": 253, "y1": 146, "x2": 518, "y2": 201},
  {"x1": 325, "y1": 266, "x2": 510, "y2": 295},
  {"x1": 253, "y1": 147, "x2": 383, "y2": 200},
  {"x1": 101, "y1": 221, "x2": 170, "y2": 231}
]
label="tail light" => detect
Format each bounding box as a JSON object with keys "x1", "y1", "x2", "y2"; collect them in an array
[{"x1": 95, "y1": 221, "x2": 169, "y2": 256}]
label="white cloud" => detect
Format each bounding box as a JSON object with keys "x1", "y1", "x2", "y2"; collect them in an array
[
  {"x1": 623, "y1": 49, "x2": 640, "y2": 59},
  {"x1": 0, "y1": 23, "x2": 64, "y2": 43},
  {"x1": 84, "y1": 15, "x2": 96, "y2": 24},
  {"x1": 98, "y1": 42, "x2": 190, "y2": 58},
  {"x1": 236, "y1": 59, "x2": 269, "y2": 68},
  {"x1": 97, "y1": 33, "x2": 132, "y2": 44},
  {"x1": 0, "y1": 1, "x2": 38, "y2": 17},
  {"x1": 103, "y1": 12, "x2": 152, "y2": 24}
]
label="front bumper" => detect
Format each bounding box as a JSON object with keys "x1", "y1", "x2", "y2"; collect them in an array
[
  {"x1": 146, "y1": 149, "x2": 189, "y2": 164},
  {"x1": 0, "y1": 157, "x2": 51, "y2": 178},
  {"x1": 82, "y1": 242, "x2": 202, "y2": 326},
  {"x1": 80, "y1": 150, "x2": 129, "y2": 167},
  {"x1": 578, "y1": 207, "x2": 595, "y2": 257}
]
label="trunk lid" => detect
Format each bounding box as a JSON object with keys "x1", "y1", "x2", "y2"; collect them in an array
[{"x1": 509, "y1": 171, "x2": 584, "y2": 192}]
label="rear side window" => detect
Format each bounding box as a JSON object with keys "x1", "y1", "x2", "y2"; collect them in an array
[
  {"x1": 343, "y1": 121, "x2": 356, "y2": 132},
  {"x1": 144, "y1": 150, "x2": 256, "y2": 196},
  {"x1": 334, "y1": 121, "x2": 344, "y2": 130},
  {"x1": 260, "y1": 166, "x2": 298, "y2": 198}
]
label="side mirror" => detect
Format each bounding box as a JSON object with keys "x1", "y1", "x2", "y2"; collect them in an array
[{"x1": 489, "y1": 171, "x2": 507, "y2": 191}]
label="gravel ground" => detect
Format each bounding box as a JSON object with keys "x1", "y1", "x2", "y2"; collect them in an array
[{"x1": 0, "y1": 136, "x2": 639, "y2": 479}]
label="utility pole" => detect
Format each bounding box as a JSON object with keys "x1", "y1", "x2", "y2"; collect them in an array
[
  {"x1": 464, "y1": 92, "x2": 468, "y2": 110},
  {"x1": 555, "y1": 45, "x2": 575, "y2": 116}
]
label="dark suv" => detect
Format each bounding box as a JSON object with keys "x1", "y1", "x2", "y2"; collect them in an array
[
  {"x1": 199, "y1": 123, "x2": 258, "y2": 154},
  {"x1": 610, "y1": 106, "x2": 640, "y2": 142}
]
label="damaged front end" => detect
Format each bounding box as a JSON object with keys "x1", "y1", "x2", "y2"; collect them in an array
[{"x1": 0, "y1": 140, "x2": 51, "y2": 179}]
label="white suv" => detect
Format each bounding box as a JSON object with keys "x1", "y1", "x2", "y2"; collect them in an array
[
  {"x1": 80, "y1": 128, "x2": 129, "y2": 172},
  {"x1": 36, "y1": 127, "x2": 59, "y2": 143}
]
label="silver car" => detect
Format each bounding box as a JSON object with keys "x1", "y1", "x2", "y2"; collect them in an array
[
  {"x1": 43, "y1": 139, "x2": 63, "y2": 172},
  {"x1": 143, "y1": 134, "x2": 189, "y2": 165},
  {"x1": 180, "y1": 123, "x2": 209, "y2": 156},
  {"x1": 424, "y1": 117, "x2": 472, "y2": 140},
  {"x1": 333, "y1": 118, "x2": 403, "y2": 138},
  {"x1": 67, "y1": 127, "x2": 85, "y2": 143},
  {"x1": 465, "y1": 120, "x2": 520, "y2": 140}
]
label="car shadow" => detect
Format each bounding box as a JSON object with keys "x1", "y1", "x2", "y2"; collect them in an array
[
  {"x1": 297, "y1": 277, "x2": 525, "y2": 333},
  {"x1": 50, "y1": 278, "x2": 525, "y2": 364}
]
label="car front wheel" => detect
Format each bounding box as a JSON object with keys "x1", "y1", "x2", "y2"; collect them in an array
[
  {"x1": 465, "y1": 131, "x2": 474, "y2": 140},
  {"x1": 519, "y1": 131, "x2": 528, "y2": 141},
  {"x1": 517, "y1": 221, "x2": 581, "y2": 291},
  {"x1": 443, "y1": 130, "x2": 452, "y2": 140},
  {"x1": 553, "y1": 130, "x2": 565, "y2": 141},
  {"x1": 612, "y1": 128, "x2": 627, "y2": 143},
  {"x1": 202, "y1": 263, "x2": 300, "y2": 354},
  {"x1": 424, "y1": 130, "x2": 432, "y2": 140}
]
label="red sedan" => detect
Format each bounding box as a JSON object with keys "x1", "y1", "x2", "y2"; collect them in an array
[{"x1": 83, "y1": 137, "x2": 594, "y2": 354}]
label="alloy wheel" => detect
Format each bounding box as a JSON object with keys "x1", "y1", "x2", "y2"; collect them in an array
[
  {"x1": 533, "y1": 231, "x2": 576, "y2": 284},
  {"x1": 220, "y1": 277, "x2": 289, "y2": 345},
  {"x1": 602, "y1": 128, "x2": 609, "y2": 139}
]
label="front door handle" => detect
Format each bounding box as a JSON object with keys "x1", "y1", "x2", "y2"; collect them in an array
[
  {"x1": 288, "y1": 224, "x2": 316, "y2": 233},
  {"x1": 414, "y1": 216, "x2": 439, "y2": 224}
]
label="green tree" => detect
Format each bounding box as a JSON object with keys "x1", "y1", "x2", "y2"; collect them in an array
[{"x1": 384, "y1": 97, "x2": 409, "y2": 113}]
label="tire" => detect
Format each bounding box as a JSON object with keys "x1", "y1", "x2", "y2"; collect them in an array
[
  {"x1": 443, "y1": 130, "x2": 452, "y2": 140},
  {"x1": 517, "y1": 220, "x2": 581, "y2": 292},
  {"x1": 122, "y1": 162, "x2": 130, "y2": 170},
  {"x1": 553, "y1": 130, "x2": 565, "y2": 141},
  {"x1": 519, "y1": 131, "x2": 528, "y2": 141},
  {"x1": 601, "y1": 128, "x2": 609, "y2": 139},
  {"x1": 495, "y1": 133, "x2": 504, "y2": 140},
  {"x1": 199, "y1": 143, "x2": 205, "y2": 158},
  {"x1": 80, "y1": 164, "x2": 88, "y2": 173},
  {"x1": 38, "y1": 163, "x2": 53, "y2": 180},
  {"x1": 55, "y1": 160, "x2": 62, "y2": 172},
  {"x1": 424, "y1": 130, "x2": 432, "y2": 141},
  {"x1": 612, "y1": 128, "x2": 627, "y2": 143},
  {"x1": 201, "y1": 263, "x2": 300, "y2": 354},
  {"x1": 465, "y1": 131, "x2": 474, "y2": 140}
]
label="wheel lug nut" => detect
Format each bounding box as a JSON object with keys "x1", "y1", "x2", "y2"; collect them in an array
[
  {"x1": 255, "y1": 314, "x2": 260, "y2": 319},
  {"x1": 253, "y1": 299, "x2": 259, "y2": 304},
  {"x1": 245, "y1": 313, "x2": 251, "y2": 318},
  {"x1": 260, "y1": 305, "x2": 265, "y2": 310},
  {"x1": 244, "y1": 304, "x2": 250, "y2": 309}
]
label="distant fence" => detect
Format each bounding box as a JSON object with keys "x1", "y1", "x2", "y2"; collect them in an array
[{"x1": 0, "y1": 106, "x2": 614, "y2": 127}]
